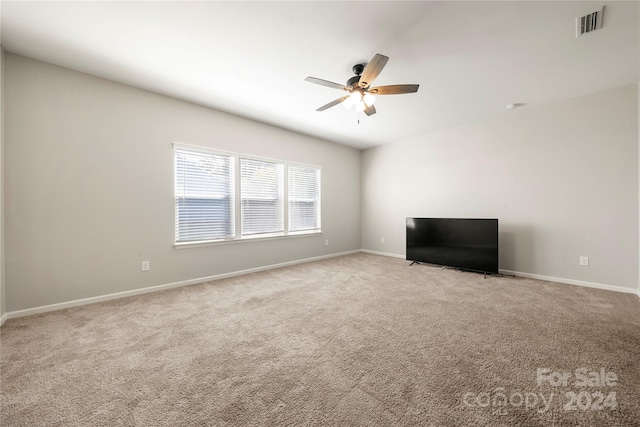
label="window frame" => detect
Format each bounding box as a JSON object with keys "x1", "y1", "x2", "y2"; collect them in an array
[
  {"x1": 288, "y1": 162, "x2": 322, "y2": 234},
  {"x1": 240, "y1": 155, "x2": 286, "y2": 237},
  {"x1": 174, "y1": 143, "x2": 237, "y2": 244},
  {"x1": 173, "y1": 143, "x2": 322, "y2": 248}
]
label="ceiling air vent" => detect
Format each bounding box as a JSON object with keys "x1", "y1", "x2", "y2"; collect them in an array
[{"x1": 576, "y1": 6, "x2": 604, "y2": 37}]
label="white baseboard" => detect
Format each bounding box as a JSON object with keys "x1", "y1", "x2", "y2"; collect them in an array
[
  {"x1": 362, "y1": 249, "x2": 639, "y2": 296},
  {"x1": 0, "y1": 312, "x2": 7, "y2": 327},
  {"x1": 360, "y1": 249, "x2": 405, "y2": 259},
  {"x1": 3, "y1": 249, "x2": 361, "y2": 322},
  {"x1": 499, "y1": 269, "x2": 638, "y2": 295}
]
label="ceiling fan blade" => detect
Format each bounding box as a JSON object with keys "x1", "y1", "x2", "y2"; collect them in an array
[
  {"x1": 369, "y1": 84, "x2": 419, "y2": 95},
  {"x1": 305, "y1": 77, "x2": 349, "y2": 91},
  {"x1": 364, "y1": 104, "x2": 376, "y2": 116},
  {"x1": 316, "y1": 95, "x2": 350, "y2": 111},
  {"x1": 358, "y1": 53, "x2": 389, "y2": 88}
]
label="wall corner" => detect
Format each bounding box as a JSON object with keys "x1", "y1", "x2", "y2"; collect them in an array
[{"x1": 0, "y1": 47, "x2": 6, "y2": 324}]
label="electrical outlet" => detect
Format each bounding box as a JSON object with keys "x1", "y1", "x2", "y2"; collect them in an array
[
  {"x1": 324, "y1": 239, "x2": 329, "y2": 246},
  {"x1": 380, "y1": 237, "x2": 385, "y2": 244},
  {"x1": 141, "y1": 260, "x2": 150, "y2": 271},
  {"x1": 579, "y1": 256, "x2": 589, "y2": 266}
]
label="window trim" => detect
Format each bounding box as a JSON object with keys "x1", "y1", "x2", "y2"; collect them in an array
[
  {"x1": 240, "y1": 156, "x2": 286, "y2": 237},
  {"x1": 173, "y1": 143, "x2": 322, "y2": 249},
  {"x1": 288, "y1": 162, "x2": 322, "y2": 233},
  {"x1": 174, "y1": 143, "x2": 237, "y2": 243}
]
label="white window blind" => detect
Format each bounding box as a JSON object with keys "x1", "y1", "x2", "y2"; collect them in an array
[
  {"x1": 289, "y1": 165, "x2": 321, "y2": 232},
  {"x1": 240, "y1": 157, "x2": 284, "y2": 236},
  {"x1": 175, "y1": 146, "x2": 235, "y2": 242}
]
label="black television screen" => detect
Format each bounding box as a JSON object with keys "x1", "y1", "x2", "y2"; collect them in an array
[{"x1": 406, "y1": 218, "x2": 499, "y2": 274}]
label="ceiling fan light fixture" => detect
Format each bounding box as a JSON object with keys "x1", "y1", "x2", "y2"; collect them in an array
[
  {"x1": 363, "y1": 93, "x2": 375, "y2": 107},
  {"x1": 344, "y1": 90, "x2": 364, "y2": 110},
  {"x1": 342, "y1": 90, "x2": 372, "y2": 112}
]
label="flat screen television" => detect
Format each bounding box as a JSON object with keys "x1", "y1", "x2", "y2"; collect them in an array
[{"x1": 406, "y1": 218, "x2": 499, "y2": 274}]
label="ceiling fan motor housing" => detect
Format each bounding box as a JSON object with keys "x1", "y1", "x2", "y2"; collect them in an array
[
  {"x1": 347, "y1": 64, "x2": 365, "y2": 88},
  {"x1": 346, "y1": 75, "x2": 360, "y2": 88}
]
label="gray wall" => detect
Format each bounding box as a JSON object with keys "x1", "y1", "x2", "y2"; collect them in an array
[
  {"x1": 5, "y1": 54, "x2": 361, "y2": 312},
  {"x1": 1, "y1": 48, "x2": 5, "y2": 319},
  {"x1": 361, "y1": 85, "x2": 639, "y2": 290}
]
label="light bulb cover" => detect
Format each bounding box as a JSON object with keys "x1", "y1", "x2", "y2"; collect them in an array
[
  {"x1": 363, "y1": 93, "x2": 375, "y2": 107},
  {"x1": 343, "y1": 96, "x2": 355, "y2": 109}
]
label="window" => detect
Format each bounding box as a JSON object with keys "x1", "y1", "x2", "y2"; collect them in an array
[
  {"x1": 175, "y1": 145, "x2": 235, "y2": 242},
  {"x1": 174, "y1": 144, "x2": 321, "y2": 245},
  {"x1": 241, "y1": 158, "x2": 284, "y2": 236},
  {"x1": 289, "y1": 165, "x2": 321, "y2": 232}
]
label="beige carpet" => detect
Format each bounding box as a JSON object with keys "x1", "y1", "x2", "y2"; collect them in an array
[{"x1": 1, "y1": 253, "x2": 639, "y2": 426}]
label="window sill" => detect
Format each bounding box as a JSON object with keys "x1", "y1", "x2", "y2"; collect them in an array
[{"x1": 174, "y1": 230, "x2": 323, "y2": 249}]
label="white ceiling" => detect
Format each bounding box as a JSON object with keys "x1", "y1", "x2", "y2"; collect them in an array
[{"x1": 1, "y1": 1, "x2": 638, "y2": 150}]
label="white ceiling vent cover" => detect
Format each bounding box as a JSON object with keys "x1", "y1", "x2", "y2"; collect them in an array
[{"x1": 576, "y1": 6, "x2": 604, "y2": 37}]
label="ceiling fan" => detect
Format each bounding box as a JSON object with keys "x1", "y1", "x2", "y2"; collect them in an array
[{"x1": 305, "y1": 53, "x2": 419, "y2": 117}]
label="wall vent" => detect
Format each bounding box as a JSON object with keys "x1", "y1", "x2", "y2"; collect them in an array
[{"x1": 576, "y1": 6, "x2": 604, "y2": 37}]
